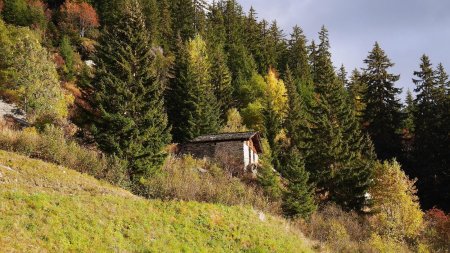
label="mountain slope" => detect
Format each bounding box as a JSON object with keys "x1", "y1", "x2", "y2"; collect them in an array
[{"x1": 0, "y1": 150, "x2": 314, "y2": 252}]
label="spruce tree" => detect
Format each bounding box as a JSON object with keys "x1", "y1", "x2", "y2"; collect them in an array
[
  {"x1": 287, "y1": 25, "x2": 312, "y2": 85},
  {"x1": 347, "y1": 69, "x2": 367, "y2": 122},
  {"x1": 314, "y1": 26, "x2": 335, "y2": 88},
  {"x1": 92, "y1": 0, "x2": 171, "y2": 182},
  {"x1": 361, "y1": 42, "x2": 403, "y2": 161},
  {"x1": 284, "y1": 67, "x2": 312, "y2": 156},
  {"x1": 209, "y1": 43, "x2": 233, "y2": 117},
  {"x1": 282, "y1": 148, "x2": 316, "y2": 219},
  {"x1": 412, "y1": 56, "x2": 449, "y2": 210},
  {"x1": 306, "y1": 30, "x2": 374, "y2": 210},
  {"x1": 308, "y1": 40, "x2": 319, "y2": 83},
  {"x1": 337, "y1": 64, "x2": 348, "y2": 87},
  {"x1": 172, "y1": 35, "x2": 222, "y2": 142}
]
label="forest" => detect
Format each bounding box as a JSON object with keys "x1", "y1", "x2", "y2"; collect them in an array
[{"x1": 0, "y1": 0, "x2": 448, "y2": 251}]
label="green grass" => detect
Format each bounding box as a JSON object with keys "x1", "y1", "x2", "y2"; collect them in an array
[{"x1": 0, "y1": 150, "x2": 314, "y2": 252}]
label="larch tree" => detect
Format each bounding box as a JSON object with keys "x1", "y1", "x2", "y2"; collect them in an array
[
  {"x1": 92, "y1": 0, "x2": 171, "y2": 183},
  {"x1": 59, "y1": 0, "x2": 99, "y2": 38},
  {"x1": 361, "y1": 42, "x2": 403, "y2": 161}
]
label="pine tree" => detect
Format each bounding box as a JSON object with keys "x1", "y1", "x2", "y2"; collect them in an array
[
  {"x1": 92, "y1": 0, "x2": 171, "y2": 182},
  {"x1": 172, "y1": 35, "x2": 222, "y2": 142},
  {"x1": 282, "y1": 148, "x2": 316, "y2": 219},
  {"x1": 361, "y1": 42, "x2": 403, "y2": 161},
  {"x1": 287, "y1": 25, "x2": 312, "y2": 85}
]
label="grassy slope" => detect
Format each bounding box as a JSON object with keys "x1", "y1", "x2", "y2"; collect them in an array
[{"x1": 0, "y1": 150, "x2": 313, "y2": 252}]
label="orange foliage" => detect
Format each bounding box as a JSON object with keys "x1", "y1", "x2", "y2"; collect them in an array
[
  {"x1": 59, "y1": 0, "x2": 99, "y2": 37},
  {"x1": 0, "y1": 0, "x2": 3, "y2": 12}
]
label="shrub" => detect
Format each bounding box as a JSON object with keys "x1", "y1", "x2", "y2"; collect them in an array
[
  {"x1": 0, "y1": 124, "x2": 130, "y2": 188},
  {"x1": 297, "y1": 204, "x2": 371, "y2": 252},
  {"x1": 422, "y1": 208, "x2": 450, "y2": 252},
  {"x1": 369, "y1": 160, "x2": 424, "y2": 245},
  {"x1": 144, "y1": 155, "x2": 281, "y2": 214}
]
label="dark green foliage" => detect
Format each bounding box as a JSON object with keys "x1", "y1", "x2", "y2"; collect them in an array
[
  {"x1": 2, "y1": 0, "x2": 47, "y2": 29},
  {"x1": 284, "y1": 67, "x2": 312, "y2": 156},
  {"x1": 170, "y1": 0, "x2": 196, "y2": 41},
  {"x1": 209, "y1": 43, "x2": 233, "y2": 117},
  {"x1": 361, "y1": 42, "x2": 403, "y2": 161},
  {"x1": 281, "y1": 148, "x2": 316, "y2": 219},
  {"x1": 169, "y1": 35, "x2": 221, "y2": 142},
  {"x1": 314, "y1": 26, "x2": 335, "y2": 89},
  {"x1": 411, "y1": 56, "x2": 450, "y2": 211},
  {"x1": 92, "y1": 0, "x2": 171, "y2": 182},
  {"x1": 59, "y1": 35, "x2": 75, "y2": 80},
  {"x1": 287, "y1": 25, "x2": 312, "y2": 85},
  {"x1": 337, "y1": 64, "x2": 348, "y2": 87},
  {"x1": 307, "y1": 80, "x2": 374, "y2": 211},
  {"x1": 347, "y1": 69, "x2": 367, "y2": 122}
]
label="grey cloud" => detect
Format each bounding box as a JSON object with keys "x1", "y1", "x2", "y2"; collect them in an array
[{"x1": 237, "y1": 0, "x2": 450, "y2": 98}]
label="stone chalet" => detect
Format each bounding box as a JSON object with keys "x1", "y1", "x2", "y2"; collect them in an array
[{"x1": 178, "y1": 132, "x2": 263, "y2": 176}]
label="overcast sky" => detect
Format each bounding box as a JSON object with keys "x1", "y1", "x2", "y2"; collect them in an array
[{"x1": 234, "y1": 0, "x2": 450, "y2": 99}]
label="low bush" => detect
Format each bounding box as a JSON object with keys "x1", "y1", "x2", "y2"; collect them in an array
[
  {"x1": 144, "y1": 155, "x2": 281, "y2": 214},
  {"x1": 0, "y1": 124, "x2": 130, "y2": 188},
  {"x1": 422, "y1": 208, "x2": 450, "y2": 252}
]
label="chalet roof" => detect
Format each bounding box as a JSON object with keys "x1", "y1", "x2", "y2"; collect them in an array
[{"x1": 191, "y1": 132, "x2": 263, "y2": 153}]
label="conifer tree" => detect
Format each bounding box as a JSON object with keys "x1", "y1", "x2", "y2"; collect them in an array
[
  {"x1": 209, "y1": 43, "x2": 233, "y2": 116},
  {"x1": 156, "y1": 0, "x2": 173, "y2": 52},
  {"x1": 412, "y1": 56, "x2": 449, "y2": 210},
  {"x1": 347, "y1": 69, "x2": 367, "y2": 122},
  {"x1": 314, "y1": 26, "x2": 335, "y2": 88},
  {"x1": 92, "y1": 0, "x2": 171, "y2": 182},
  {"x1": 170, "y1": 0, "x2": 196, "y2": 41},
  {"x1": 284, "y1": 67, "x2": 311, "y2": 156},
  {"x1": 337, "y1": 64, "x2": 348, "y2": 87},
  {"x1": 308, "y1": 40, "x2": 318, "y2": 83},
  {"x1": 361, "y1": 42, "x2": 403, "y2": 161},
  {"x1": 287, "y1": 25, "x2": 312, "y2": 85},
  {"x1": 282, "y1": 148, "x2": 317, "y2": 219},
  {"x1": 306, "y1": 30, "x2": 374, "y2": 210},
  {"x1": 172, "y1": 35, "x2": 222, "y2": 142}
]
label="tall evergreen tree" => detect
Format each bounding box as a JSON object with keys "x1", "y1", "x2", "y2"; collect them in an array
[
  {"x1": 347, "y1": 69, "x2": 367, "y2": 122},
  {"x1": 412, "y1": 56, "x2": 450, "y2": 210},
  {"x1": 308, "y1": 40, "x2": 319, "y2": 83},
  {"x1": 306, "y1": 30, "x2": 374, "y2": 210},
  {"x1": 287, "y1": 25, "x2": 312, "y2": 85},
  {"x1": 281, "y1": 148, "x2": 317, "y2": 219},
  {"x1": 337, "y1": 64, "x2": 348, "y2": 87},
  {"x1": 92, "y1": 0, "x2": 171, "y2": 182},
  {"x1": 361, "y1": 42, "x2": 403, "y2": 161},
  {"x1": 284, "y1": 67, "x2": 312, "y2": 156},
  {"x1": 314, "y1": 26, "x2": 335, "y2": 88},
  {"x1": 171, "y1": 35, "x2": 222, "y2": 142},
  {"x1": 209, "y1": 43, "x2": 233, "y2": 117}
]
